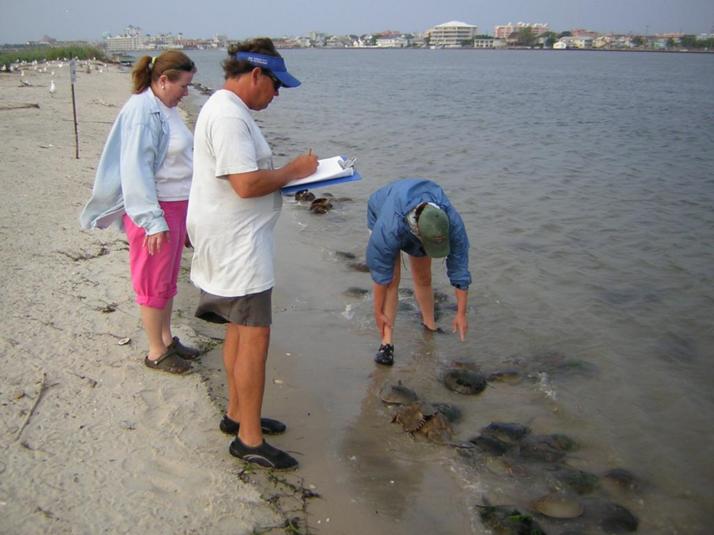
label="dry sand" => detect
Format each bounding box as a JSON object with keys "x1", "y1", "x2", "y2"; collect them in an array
[{"x1": 0, "y1": 63, "x2": 288, "y2": 534}]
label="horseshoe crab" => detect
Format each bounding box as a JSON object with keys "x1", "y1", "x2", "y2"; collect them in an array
[
  {"x1": 348, "y1": 262, "x2": 370, "y2": 273},
  {"x1": 335, "y1": 250, "x2": 356, "y2": 260},
  {"x1": 486, "y1": 368, "x2": 523, "y2": 385},
  {"x1": 379, "y1": 381, "x2": 419, "y2": 405},
  {"x1": 343, "y1": 286, "x2": 369, "y2": 298},
  {"x1": 602, "y1": 468, "x2": 642, "y2": 492},
  {"x1": 442, "y1": 368, "x2": 487, "y2": 395},
  {"x1": 518, "y1": 435, "x2": 572, "y2": 463},
  {"x1": 476, "y1": 503, "x2": 547, "y2": 535},
  {"x1": 294, "y1": 189, "x2": 315, "y2": 202},
  {"x1": 392, "y1": 401, "x2": 453, "y2": 443},
  {"x1": 430, "y1": 402, "x2": 462, "y2": 423},
  {"x1": 595, "y1": 501, "x2": 639, "y2": 533},
  {"x1": 547, "y1": 465, "x2": 599, "y2": 495},
  {"x1": 531, "y1": 493, "x2": 584, "y2": 519},
  {"x1": 481, "y1": 422, "x2": 531, "y2": 443},
  {"x1": 469, "y1": 434, "x2": 512, "y2": 456},
  {"x1": 310, "y1": 198, "x2": 333, "y2": 214}
]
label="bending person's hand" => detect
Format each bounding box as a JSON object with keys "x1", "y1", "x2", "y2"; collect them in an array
[
  {"x1": 452, "y1": 312, "x2": 468, "y2": 342},
  {"x1": 375, "y1": 311, "x2": 392, "y2": 338},
  {"x1": 143, "y1": 231, "x2": 168, "y2": 256}
]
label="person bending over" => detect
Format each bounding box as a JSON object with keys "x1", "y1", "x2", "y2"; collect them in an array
[{"x1": 366, "y1": 178, "x2": 472, "y2": 366}]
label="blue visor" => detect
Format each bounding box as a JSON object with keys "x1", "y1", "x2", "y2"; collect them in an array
[{"x1": 235, "y1": 52, "x2": 301, "y2": 88}]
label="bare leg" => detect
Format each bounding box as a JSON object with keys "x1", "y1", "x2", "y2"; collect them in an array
[
  {"x1": 161, "y1": 297, "x2": 174, "y2": 347},
  {"x1": 382, "y1": 255, "x2": 401, "y2": 345},
  {"x1": 140, "y1": 305, "x2": 169, "y2": 359},
  {"x1": 408, "y1": 255, "x2": 436, "y2": 329},
  {"x1": 235, "y1": 325, "x2": 270, "y2": 447},
  {"x1": 224, "y1": 323, "x2": 241, "y2": 423}
]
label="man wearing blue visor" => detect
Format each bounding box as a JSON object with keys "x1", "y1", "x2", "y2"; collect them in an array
[{"x1": 188, "y1": 38, "x2": 318, "y2": 470}]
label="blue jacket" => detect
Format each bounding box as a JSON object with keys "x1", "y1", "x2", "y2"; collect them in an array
[
  {"x1": 79, "y1": 89, "x2": 170, "y2": 234},
  {"x1": 366, "y1": 179, "x2": 471, "y2": 289}
]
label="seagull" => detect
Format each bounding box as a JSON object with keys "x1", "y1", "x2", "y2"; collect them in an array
[{"x1": 49, "y1": 79, "x2": 56, "y2": 96}]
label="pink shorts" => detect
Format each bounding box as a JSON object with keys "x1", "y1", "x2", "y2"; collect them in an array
[{"x1": 123, "y1": 200, "x2": 188, "y2": 309}]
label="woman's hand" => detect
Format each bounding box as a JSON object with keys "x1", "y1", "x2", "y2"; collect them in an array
[{"x1": 143, "y1": 231, "x2": 168, "y2": 255}]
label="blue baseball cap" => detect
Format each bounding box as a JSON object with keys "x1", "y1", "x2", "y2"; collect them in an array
[{"x1": 235, "y1": 52, "x2": 301, "y2": 88}]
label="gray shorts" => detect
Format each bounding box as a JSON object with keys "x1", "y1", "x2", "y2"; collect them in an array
[{"x1": 195, "y1": 288, "x2": 272, "y2": 327}]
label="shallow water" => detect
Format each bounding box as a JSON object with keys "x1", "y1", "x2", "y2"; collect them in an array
[{"x1": 187, "y1": 48, "x2": 714, "y2": 533}]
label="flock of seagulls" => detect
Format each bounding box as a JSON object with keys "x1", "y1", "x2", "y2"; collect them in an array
[{"x1": 2, "y1": 57, "x2": 109, "y2": 95}]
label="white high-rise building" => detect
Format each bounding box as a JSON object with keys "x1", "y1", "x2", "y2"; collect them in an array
[{"x1": 427, "y1": 21, "x2": 478, "y2": 48}]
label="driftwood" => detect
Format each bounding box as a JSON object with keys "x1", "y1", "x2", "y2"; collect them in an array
[
  {"x1": 15, "y1": 371, "x2": 48, "y2": 441},
  {"x1": 0, "y1": 102, "x2": 40, "y2": 111}
]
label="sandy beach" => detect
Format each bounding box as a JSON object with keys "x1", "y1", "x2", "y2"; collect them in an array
[{"x1": 0, "y1": 63, "x2": 299, "y2": 534}]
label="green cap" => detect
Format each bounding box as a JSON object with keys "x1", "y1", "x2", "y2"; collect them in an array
[{"x1": 417, "y1": 204, "x2": 450, "y2": 258}]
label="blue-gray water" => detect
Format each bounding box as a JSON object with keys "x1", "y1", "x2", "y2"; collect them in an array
[{"x1": 186, "y1": 49, "x2": 714, "y2": 533}]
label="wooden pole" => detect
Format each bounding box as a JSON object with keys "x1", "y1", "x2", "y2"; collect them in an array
[{"x1": 70, "y1": 59, "x2": 79, "y2": 159}]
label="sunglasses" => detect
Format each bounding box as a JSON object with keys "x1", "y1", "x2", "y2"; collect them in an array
[{"x1": 262, "y1": 69, "x2": 282, "y2": 91}]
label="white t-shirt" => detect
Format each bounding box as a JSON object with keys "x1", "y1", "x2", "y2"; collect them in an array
[
  {"x1": 187, "y1": 89, "x2": 282, "y2": 297},
  {"x1": 154, "y1": 95, "x2": 193, "y2": 201}
]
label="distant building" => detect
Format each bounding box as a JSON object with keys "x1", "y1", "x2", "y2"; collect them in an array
[
  {"x1": 376, "y1": 36, "x2": 410, "y2": 48},
  {"x1": 473, "y1": 38, "x2": 495, "y2": 48},
  {"x1": 106, "y1": 34, "x2": 145, "y2": 52},
  {"x1": 427, "y1": 21, "x2": 478, "y2": 48},
  {"x1": 494, "y1": 22, "x2": 549, "y2": 40},
  {"x1": 554, "y1": 36, "x2": 593, "y2": 49},
  {"x1": 105, "y1": 25, "x2": 145, "y2": 52}
]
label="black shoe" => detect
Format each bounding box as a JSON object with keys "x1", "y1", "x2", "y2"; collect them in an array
[
  {"x1": 219, "y1": 415, "x2": 287, "y2": 435},
  {"x1": 422, "y1": 323, "x2": 446, "y2": 334},
  {"x1": 229, "y1": 438, "x2": 298, "y2": 470},
  {"x1": 374, "y1": 344, "x2": 394, "y2": 366}
]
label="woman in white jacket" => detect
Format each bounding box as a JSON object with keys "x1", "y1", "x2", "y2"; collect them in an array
[{"x1": 80, "y1": 50, "x2": 199, "y2": 374}]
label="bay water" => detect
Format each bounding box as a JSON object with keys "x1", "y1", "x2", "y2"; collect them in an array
[{"x1": 185, "y1": 48, "x2": 714, "y2": 533}]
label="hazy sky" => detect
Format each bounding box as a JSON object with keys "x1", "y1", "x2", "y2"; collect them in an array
[{"x1": 2, "y1": 0, "x2": 713, "y2": 43}]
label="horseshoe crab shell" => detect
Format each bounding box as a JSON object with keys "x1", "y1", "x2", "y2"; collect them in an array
[
  {"x1": 379, "y1": 381, "x2": 419, "y2": 405},
  {"x1": 294, "y1": 189, "x2": 315, "y2": 202},
  {"x1": 477, "y1": 504, "x2": 547, "y2": 535},
  {"x1": 531, "y1": 493, "x2": 584, "y2": 519},
  {"x1": 481, "y1": 422, "x2": 531, "y2": 443},
  {"x1": 392, "y1": 401, "x2": 453, "y2": 443},
  {"x1": 310, "y1": 198, "x2": 333, "y2": 214},
  {"x1": 442, "y1": 368, "x2": 487, "y2": 395},
  {"x1": 392, "y1": 402, "x2": 430, "y2": 432}
]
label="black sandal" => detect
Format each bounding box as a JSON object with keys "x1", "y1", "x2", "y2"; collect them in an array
[
  {"x1": 144, "y1": 348, "x2": 191, "y2": 374},
  {"x1": 169, "y1": 336, "x2": 201, "y2": 360}
]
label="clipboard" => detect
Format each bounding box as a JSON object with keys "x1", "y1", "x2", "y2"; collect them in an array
[{"x1": 281, "y1": 155, "x2": 362, "y2": 194}]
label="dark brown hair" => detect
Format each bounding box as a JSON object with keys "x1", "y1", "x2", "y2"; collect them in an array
[
  {"x1": 131, "y1": 49, "x2": 196, "y2": 94},
  {"x1": 222, "y1": 37, "x2": 281, "y2": 80}
]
